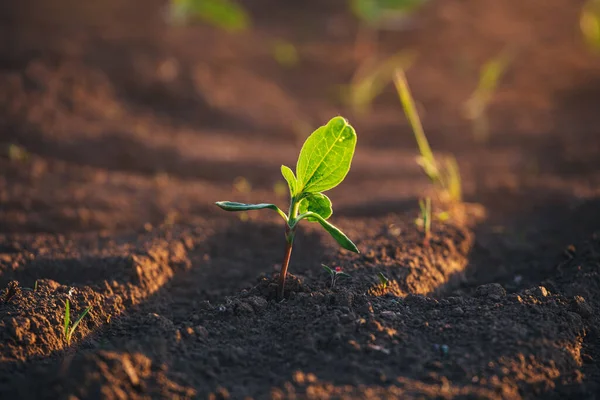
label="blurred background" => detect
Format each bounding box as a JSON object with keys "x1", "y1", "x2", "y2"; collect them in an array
[{"x1": 1, "y1": 0, "x2": 599, "y2": 233}]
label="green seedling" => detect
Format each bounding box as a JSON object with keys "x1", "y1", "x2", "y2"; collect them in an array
[
  {"x1": 216, "y1": 117, "x2": 359, "y2": 300},
  {"x1": 168, "y1": 0, "x2": 249, "y2": 32},
  {"x1": 377, "y1": 272, "x2": 390, "y2": 288},
  {"x1": 322, "y1": 264, "x2": 352, "y2": 289},
  {"x1": 463, "y1": 50, "x2": 512, "y2": 142},
  {"x1": 393, "y1": 69, "x2": 462, "y2": 202},
  {"x1": 63, "y1": 299, "x2": 92, "y2": 346},
  {"x1": 415, "y1": 198, "x2": 432, "y2": 246}
]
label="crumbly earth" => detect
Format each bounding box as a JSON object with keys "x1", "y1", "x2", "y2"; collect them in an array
[{"x1": 1, "y1": 0, "x2": 600, "y2": 398}]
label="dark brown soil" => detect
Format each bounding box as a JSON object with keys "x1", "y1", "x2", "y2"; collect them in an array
[{"x1": 1, "y1": 0, "x2": 600, "y2": 398}]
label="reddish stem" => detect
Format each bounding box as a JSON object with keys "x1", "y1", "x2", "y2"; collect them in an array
[{"x1": 277, "y1": 230, "x2": 295, "y2": 301}]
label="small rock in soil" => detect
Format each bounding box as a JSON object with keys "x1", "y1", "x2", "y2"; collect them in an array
[
  {"x1": 333, "y1": 291, "x2": 353, "y2": 307},
  {"x1": 246, "y1": 296, "x2": 268, "y2": 312},
  {"x1": 475, "y1": 283, "x2": 506, "y2": 299},
  {"x1": 194, "y1": 325, "x2": 209, "y2": 338},
  {"x1": 526, "y1": 286, "x2": 549, "y2": 297},
  {"x1": 380, "y1": 310, "x2": 399, "y2": 320},
  {"x1": 234, "y1": 302, "x2": 254, "y2": 316},
  {"x1": 570, "y1": 296, "x2": 593, "y2": 319},
  {"x1": 451, "y1": 307, "x2": 464, "y2": 317}
]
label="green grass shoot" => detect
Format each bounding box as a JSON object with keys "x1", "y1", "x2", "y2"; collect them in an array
[
  {"x1": 416, "y1": 197, "x2": 432, "y2": 246},
  {"x1": 393, "y1": 69, "x2": 462, "y2": 202},
  {"x1": 63, "y1": 299, "x2": 92, "y2": 346}
]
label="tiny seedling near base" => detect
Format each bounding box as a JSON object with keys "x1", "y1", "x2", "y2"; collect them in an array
[
  {"x1": 216, "y1": 117, "x2": 360, "y2": 300},
  {"x1": 63, "y1": 299, "x2": 92, "y2": 346},
  {"x1": 393, "y1": 69, "x2": 462, "y2": 203},
  {"x1": 377, "y1": 272, "x2": 390, "y2": 288},
  {"x1": 322, "y1": 264, "x2": 351, "y2": 289},
  {"x1": 415, "y1": 197, "x2": 432, "y2": 246}
]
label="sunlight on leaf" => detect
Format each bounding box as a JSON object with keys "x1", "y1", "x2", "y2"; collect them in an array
[{"x1": 296, "y1": 117, "x2": 357, "y2": 194}]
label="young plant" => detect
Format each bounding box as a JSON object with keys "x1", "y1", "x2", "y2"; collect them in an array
[
  {"x1": 415, "y1": 197, "x2": 432, "y2": 246},
  {"x1": 322, "y1": 264, "x2": 351, "y2": 289},
  {"x1": 393, "y1": 69, "x2": 462, "y2": 202},
  {"x1": 63, "y1": 299, "x2": 92, "y2": 346},
  {"x1": 216, "y1": 117, "x2": 359, "y2": 300},
  {"x1": 377, "y1": 272, "x2": 390, "y2": 288}
]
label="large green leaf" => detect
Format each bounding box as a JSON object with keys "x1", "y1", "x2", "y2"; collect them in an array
[
  {"x1": 298, "y1": 193, "x2": 333, "y2": 221},
  {"x1": 280, "y1": 165, "x2": 297, "y2": 197},
  {"x1": 215, "y1": 201, "x2": 287, "y2": 220},
  {"x1": 295, "y1": 117, "x2": 357, "y2": 194},
  {"x1": 299, "y1": 212, "x2": 359, "y2": 253}
]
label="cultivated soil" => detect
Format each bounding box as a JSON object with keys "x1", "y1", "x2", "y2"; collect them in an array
[{"x1": 1, "y1": 0, "x2": 600, "y2": 398}]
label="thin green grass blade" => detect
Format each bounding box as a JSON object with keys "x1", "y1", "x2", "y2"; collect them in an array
[
  {"x1": 63, "y1": 300, "x2": 70, "y2": 339},
  {"x1": 393, "y1": 69, "x2": 439, "y2": 182},
  {"x1": 69, "y1": 306, "x2": 92, "y2": 339}
]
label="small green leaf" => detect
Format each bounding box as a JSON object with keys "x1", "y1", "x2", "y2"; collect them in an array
[
  {"x1": 296, "y1": 116, "x2": 357, "y2": 194},
  {"x1": 377, "y1": 272, "x2": 389, "y2": 286},
  {"x1": 337, "y1": 272, "x2": 352, "y2": 279},
  {"x1": 299, "y1": 193, "x2": 332, "y2": 221},
  {"x1": 215, "y1": 201, "x2": 287, "y2": 220},
  {"x1": 280, "y1": 165, "x2": 297, "y2": 197},
  {"x1": 301, "y1": 212, "x2": 359, "y2": 253},
  {"x1": 322, "y1": 264, "x2": 334, "y2": 276},
  {"x1": 64, "y1": 300, "x2": 70, "y2": 338},
  {"x1": 69, "y1": 306, "x2": 92, "y2": 337}
]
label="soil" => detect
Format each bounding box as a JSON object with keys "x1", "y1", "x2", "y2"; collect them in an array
[{"x1": 1, "y1": 0, "x2": 600, "y2": 398}]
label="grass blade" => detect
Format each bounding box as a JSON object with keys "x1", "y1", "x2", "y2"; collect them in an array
[
  {"x1": 68, "y1": 306, "x2": 92, "y2": 339},
  {"x1": 63, "y1": 300, "x2": 70, "y2": 339},
  {"x1": 393, "y1": 69, "x2": 439, "y2": 181}
]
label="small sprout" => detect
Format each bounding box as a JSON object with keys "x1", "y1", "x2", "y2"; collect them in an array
[
  {"x1": 216, "y1": 117, "x2": 359, "y2": 300},
  {"x1": 377, "y1": 272, "x2": 389, "y2": 288},
  {"x1": 415, "y1": 198, "x2": 431, "y2": 247},
  {"x1": 322, "y1": 264, "x2": 351, "y2": 289},
  {"x1": 34, "y1": 280, "x2": 38, "y2": 292},
  {"x1": 63, "y1": 299, "x2": 92, "y2": 346},
  {"x1": 393, "y1": 69, "x2": 462, "y2": 203},
  {"x1": 345, "y1": 51, "x2": 416, "y2": 114}
]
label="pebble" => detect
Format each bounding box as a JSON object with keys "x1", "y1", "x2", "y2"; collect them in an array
[
  {"x1": 234, "y1": 302, "x2": 254, "y2": 316},
  {"x1": 194, "y1": 325, "x2": 209, "y2": 338},
  {"x1": 526, "y1": 286, "x2": 549, "y2": 297},
  {"x1": 475, "y1": 283, "x2": 506, "y2": 300},
  {"x1": 246, "y1": 296, "x2": 268, "y2": 312},
  {"x1": 451, "y1": 307, "x2": 464, "y2": 317},
  {"x1": 380, "y1": 310, "x2": 398, "y2": 320},
  {"x1": 570, "y1": 296, "x2": 593, "y2": 319}
]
